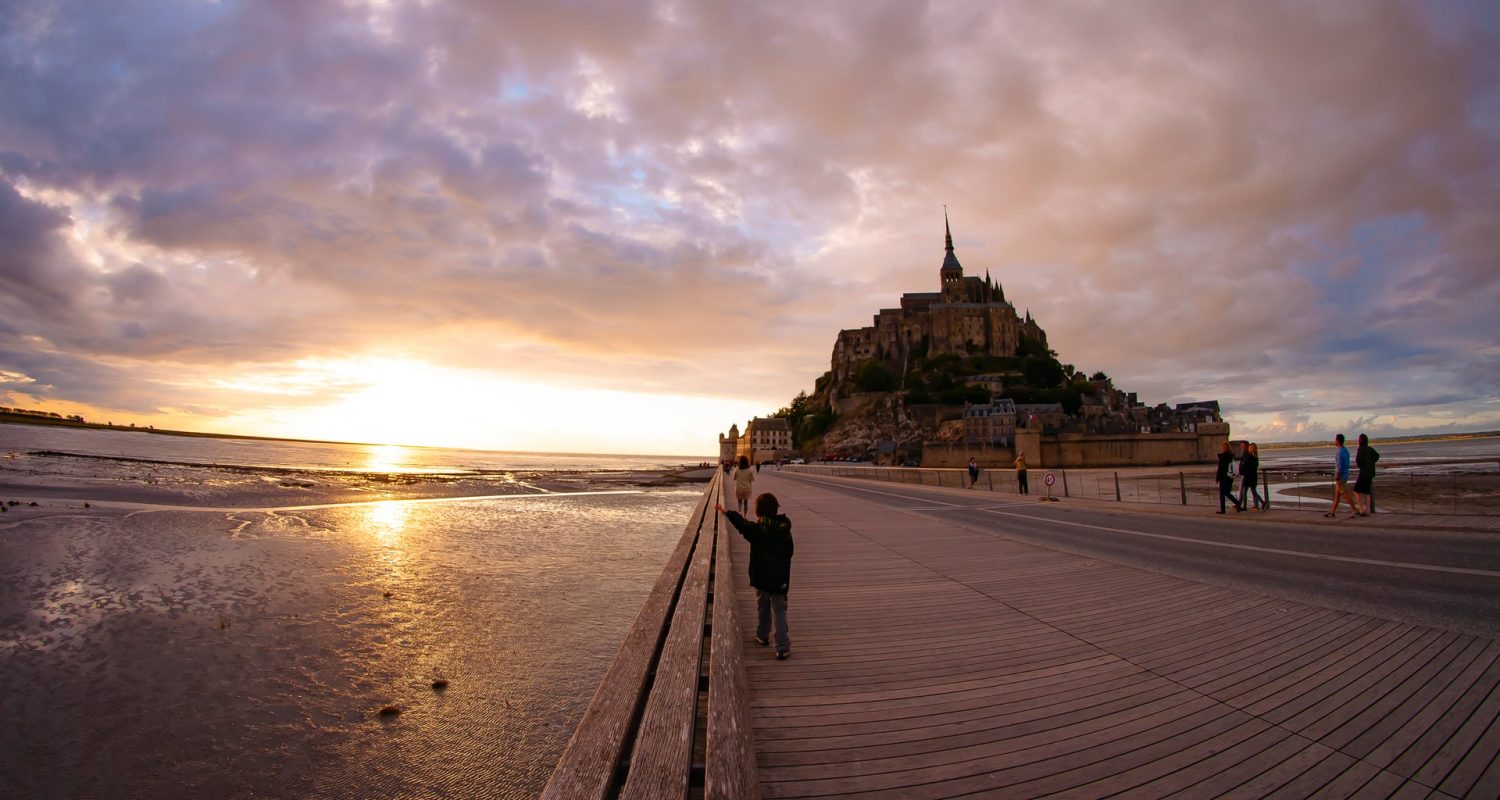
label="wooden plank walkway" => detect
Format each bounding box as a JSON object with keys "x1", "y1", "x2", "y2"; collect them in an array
[{"x1": 732, "y1": 474, "x2": 1500, "y2": 799}]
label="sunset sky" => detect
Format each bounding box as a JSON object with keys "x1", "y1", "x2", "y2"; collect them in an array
[{"x1": 2, "y1": 0, "x2": 1498, "y2": 456}]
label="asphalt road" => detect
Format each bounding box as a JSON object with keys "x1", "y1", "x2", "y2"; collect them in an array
[{"x1": 781, "y1": 472, "x2": 1500, "y2": 640}]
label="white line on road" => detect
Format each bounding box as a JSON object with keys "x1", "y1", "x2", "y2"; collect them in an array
[{"x1": 795, "y1": 474, "x2": 1500, "y2": 580}]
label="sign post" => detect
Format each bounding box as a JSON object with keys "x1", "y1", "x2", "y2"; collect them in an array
[{"x1": 1044, "y1": 471, "x2": 1057, "y2": 502}]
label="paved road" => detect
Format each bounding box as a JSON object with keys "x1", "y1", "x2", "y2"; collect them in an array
[{"x1": 780, "y1": 472, "x2": 1500, "y2": 640}]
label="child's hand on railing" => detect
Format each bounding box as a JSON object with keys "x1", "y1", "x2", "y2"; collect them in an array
[{"x1": 714, "y1": 503, "x2": 726, "y2": 514}]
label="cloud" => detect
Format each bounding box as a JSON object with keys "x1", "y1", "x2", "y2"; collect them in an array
[{"x1": 1, "y1": 0, "x2": 1497, "y2": 445}]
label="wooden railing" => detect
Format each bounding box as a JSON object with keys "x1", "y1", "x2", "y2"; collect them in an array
[{"x1": 542, "y1": 470, "x2": 758, "y2": 800}]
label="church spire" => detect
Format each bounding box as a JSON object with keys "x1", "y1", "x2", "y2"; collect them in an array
[{"x1": 940, "y1": 206, "x2": 963, "y2": 279}]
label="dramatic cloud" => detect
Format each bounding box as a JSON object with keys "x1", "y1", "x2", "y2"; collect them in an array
[{"x1": 1, "y1": 0, "x2": 1497, "y2": 451}]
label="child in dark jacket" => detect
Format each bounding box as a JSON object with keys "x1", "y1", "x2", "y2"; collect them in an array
[{"x1": 716, "y1": 493, "x2": 795, "y2": 659}]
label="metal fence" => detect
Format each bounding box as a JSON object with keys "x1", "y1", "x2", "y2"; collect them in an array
[{"x1": 784, "y1": 464, "x2": 1499, "y2": 516}]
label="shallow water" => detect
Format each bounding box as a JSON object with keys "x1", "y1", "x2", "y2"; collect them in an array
[
  {"x1": 0, "y1": 425, "x2": 704, "y2": 799},
  {"x1": 0, "y1": 421, "x2": 706, "y2": 473}
]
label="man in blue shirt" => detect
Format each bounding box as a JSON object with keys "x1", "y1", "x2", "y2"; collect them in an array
[{"x1": 1325, "y1": 433, "x2": 1361, "y2": 518}]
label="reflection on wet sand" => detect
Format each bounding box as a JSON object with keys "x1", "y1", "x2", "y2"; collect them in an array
[{"x1": 365, "y1": 499, "x2": 411, "y2": 541}]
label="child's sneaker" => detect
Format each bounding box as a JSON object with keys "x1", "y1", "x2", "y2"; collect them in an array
[{"x1": 776, "y1": 650, "x2": 791, "y2": 660}]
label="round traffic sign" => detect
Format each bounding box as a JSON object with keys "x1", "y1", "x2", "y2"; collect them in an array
[{"x1": 1044, "y1": 472, "x2": 1056, "y2": 487}]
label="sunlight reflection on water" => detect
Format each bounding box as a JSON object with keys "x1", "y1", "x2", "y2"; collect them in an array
[{"x1": 0, "y1": 488, "x2": 701, "y2": 799}]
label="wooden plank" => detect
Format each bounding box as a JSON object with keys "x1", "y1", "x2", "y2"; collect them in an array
[
  {"x1": 1343, "y1": 637, "x2": 1490, "y2": 761},
  {"x1": 1433, "y1": 671, "x2": 1500, "y2": 798},
  {"x1": 734, "y1": 474, "x2": 1500, "y2": 800},
  {"x1": 1368, "y1": 641, "x2": 1500, "y2": 770},
  {"x1": 540, "y1": 482, "x2": 714, "y2": 800},
  {"x1": 705, "y1": 507, "x2": 758, "y2": 800},
  {"x1": 1322, "y1": 634, "x2": 1475, "y2": 752},
  {"x1": 1212, "y1": 740, "x2": 1338, "y2": 800},
  {"x1": 619, "y1": 487, "x2": 716, "y2": 799}
]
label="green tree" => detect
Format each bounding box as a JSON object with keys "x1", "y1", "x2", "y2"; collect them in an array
[
  {"x1": 1022, "y1": 355, "x2": 1065, "y2": 388},
  {"x1": 854, "y1": 362, "x2": 897, "y2": 392}
]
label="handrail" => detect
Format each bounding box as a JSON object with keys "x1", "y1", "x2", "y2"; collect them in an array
[{"x1": 542, "y1": 468, "x2": 758, "y2": 799}]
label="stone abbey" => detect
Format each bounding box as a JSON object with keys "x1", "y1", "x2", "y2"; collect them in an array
[{"x1": 830, "y1": 213, "x2": 1049, "y2": 385}]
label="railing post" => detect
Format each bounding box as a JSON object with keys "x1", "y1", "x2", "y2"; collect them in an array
[
  {"x1": 1262, "y1": 471, "x2": 1270, "y2": 510},
  {"x1": 987, "y1": 471, "x2": 994, "y2": 491},
  {"x1": 1179, "y1": 472, "x2": 1187, "y2": 505},
  {"x1": 1114, "y1": 472, "x2": 1121, "y2": 502}
]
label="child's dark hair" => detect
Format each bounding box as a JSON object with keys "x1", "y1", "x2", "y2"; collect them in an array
[{"x1": 755, "y1": 492, "x2": 780, "y2": 517}]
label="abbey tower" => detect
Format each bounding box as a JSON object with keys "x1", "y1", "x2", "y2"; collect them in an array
[{"x1": 829, "y1": 213, "x2": 1047, "y2": 384}]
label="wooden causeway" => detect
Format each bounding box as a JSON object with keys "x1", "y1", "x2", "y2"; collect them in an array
[{"x1": 733, "y1": 474, "x2": 1500, "y2": 799}]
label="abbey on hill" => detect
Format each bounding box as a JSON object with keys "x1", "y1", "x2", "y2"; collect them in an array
[
  {"x1": 762, "y1": 214, "x2": 1229, "y2": 468},
  {"x1": 829, "y1": 212, "x2": 1048, "y2": 385}
]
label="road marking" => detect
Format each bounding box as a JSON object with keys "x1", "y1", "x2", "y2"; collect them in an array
[{"x1": 792, "y1": 474, "x2": 1500, "y2": 580}]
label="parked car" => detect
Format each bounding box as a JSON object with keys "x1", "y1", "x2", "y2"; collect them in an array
[
  {"x1": 789, "y1": 457, "x2": 805, "y2": 464},
  {"x1": 901, "y1": 459, "x2": 919, "y2": 467}
]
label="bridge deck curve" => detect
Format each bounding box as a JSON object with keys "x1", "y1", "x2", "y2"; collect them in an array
[{"x1": 731, "y1": 473, "x2": 1500, "y2": 799}]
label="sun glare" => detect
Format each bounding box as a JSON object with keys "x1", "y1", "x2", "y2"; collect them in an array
[
  {"x1": 267, "y1": 356, "x2": 751, "y2": 455},
  {"x1": 365, "y1": 444, "x2": 409, "y2": 473}
]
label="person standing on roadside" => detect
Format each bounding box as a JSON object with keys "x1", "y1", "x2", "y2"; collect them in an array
[
  {"x1": 1355, "y1": 433, "x2": 1380, "y2": 515},
  {"x1": 733, "y1": 455, "x2": 755, "y2": 514},
  {"x1": 967, "y1": 457, "x2": 980, "y2": 489},
  {"x1": 1325, "y1": 434, "x2": 1361, "y2": 518},
  {"x1": 1015, "y1": 451, "x2": 1029, "y2": 495},
  {"x1": 1216, "y1": 440, "x2": 1244, "y2": 514},
  {"x1": 1239, "y1": 442, "x2": 1266, "y2": 511}
]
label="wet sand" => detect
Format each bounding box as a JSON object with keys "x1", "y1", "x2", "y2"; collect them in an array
[{"x1": 0, "y1": 450, "x2": 700, "y2": 799}]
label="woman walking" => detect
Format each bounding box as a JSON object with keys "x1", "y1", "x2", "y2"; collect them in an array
[
  {"x1": 1239, "y1": 442, "x2": 1266, "y2": 511},
  {"x1": 1216, "y1": 441, "x2": 1243, "y2": 514},
  {"x1": 732, "y1": 455, "x2": 755, "y2": 514},
  {"x1": 1355, "y1": 434, "x2": 1380, "y2": 515}
]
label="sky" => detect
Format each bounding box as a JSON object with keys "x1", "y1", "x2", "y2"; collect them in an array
[{"x1": 2, "y1": 0, "x2": 1498, "y2": 456}]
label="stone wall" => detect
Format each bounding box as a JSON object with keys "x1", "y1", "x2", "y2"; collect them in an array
[{"x1": 921, "y1": 442, "x2": 1017, "y2": 468}]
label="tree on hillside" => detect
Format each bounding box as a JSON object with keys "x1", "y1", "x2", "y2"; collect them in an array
[
  {"x1": 854, "y1": 362, "x2": 897, "y2": 392},
  {"x1": 1022, "y1": 355, "x2": 1065, "y2": 388}
]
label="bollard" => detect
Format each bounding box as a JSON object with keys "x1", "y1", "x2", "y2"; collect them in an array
[
  {"x1": 1114, "y1": 472, "x2": 1121, "y2": 502},
  {"x1": 1062, "y1": 470, "x2": 1070, "y2": 498},
  {"x1": 1179, "y1": 472, "x2": 1187, "y2": 505}
]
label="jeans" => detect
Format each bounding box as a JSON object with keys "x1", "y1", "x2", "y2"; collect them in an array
[
  {"x1": 1219, "y1": 478, "x2": 1241, "y2": 511},
  {"x1": 1239, "y1": 476, "x2": 1265, "y2": 509},
  {"x1": 1017, "y1": 471, "x2": 1028, "y2": 494},
  {"x1": 756, "y1": 589, "x2": 790, "y2": 651}
]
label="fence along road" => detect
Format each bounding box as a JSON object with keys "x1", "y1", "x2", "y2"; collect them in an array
[{"x1": 731, "y1": 471, "x2": 1500, "y2": 798}]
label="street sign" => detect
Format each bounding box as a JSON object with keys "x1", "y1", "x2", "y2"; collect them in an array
[{"x1": 1044, "y1": 472, "x2": 1056, "y2": 487}]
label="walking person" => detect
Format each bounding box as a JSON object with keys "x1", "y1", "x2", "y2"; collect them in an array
[
  {"x1": 732, "y1": 455, "x2": 755, "y2": 514},
  {"x1": 1216, "y1": 441, "x2": 1244, "y2": 514},
  {"x1": 1015, "y1": 451, "x2": 1029, "y2": 495},
  {"x1": 717, "y1": 493, "x2": 795, "y2": 660},
  {"x1": 967, "y1": 457, "x2": 980, "y2": 489},
  {"x1": 1355, "y1": 433, "x2": 1380, "y2": 515},
  {"x1": 1325, "y1": 434, "x2": 1361, "y2": 518},
  {"x1": 1239, "y1": 442, "x2": 1267, "y2": 511}
]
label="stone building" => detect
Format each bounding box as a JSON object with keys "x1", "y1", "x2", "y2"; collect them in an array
[
  {"x1": 740, "y1": 416, "x2": 793, "y2": 462},
  {"x1": 962, "y1": 399, "x2": 1017, "y2": 445},
  {"x1": 718, "y1": 424, "x2": 739, "y2": 465},
  {"x1": 830, "y1": 213, "x2": 1048, "y2": 385}
]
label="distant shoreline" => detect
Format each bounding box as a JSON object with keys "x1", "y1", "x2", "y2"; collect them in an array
[
  {"x1": 1258, "y1": 430, "x2": 1500, "y2": 450},
  {"x1": 0, "y1": 413, "x2": 708, "y2": 461}
]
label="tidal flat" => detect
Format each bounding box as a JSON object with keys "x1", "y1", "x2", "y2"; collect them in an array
[{"x1": 0, "y1": 430, "x2": 703, "y2": 799}]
